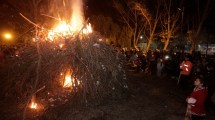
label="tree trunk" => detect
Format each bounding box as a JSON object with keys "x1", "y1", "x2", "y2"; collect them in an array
[
  {"x1": 190, "y1": 41, "x2": 196, "y2": 53},
  {"x1": 163, "y1": 38, "x2": 170, "y2": 50},
  {"x1": 145, "y1": 36, "x2": 153, "y2": 53}
]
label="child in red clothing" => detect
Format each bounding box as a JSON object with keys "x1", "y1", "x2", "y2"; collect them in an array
[{"x1": 186, "y1": 76, "x2": 208, "y2": 120}]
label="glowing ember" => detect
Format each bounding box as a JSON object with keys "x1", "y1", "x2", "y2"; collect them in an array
[{"x1": 59, "y1": 43, "x2": 64, "y2": 48}]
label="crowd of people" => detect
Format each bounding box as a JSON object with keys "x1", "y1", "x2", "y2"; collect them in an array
[{"x1": 122, "y1": 49, "x2": 215, "y2": 120}]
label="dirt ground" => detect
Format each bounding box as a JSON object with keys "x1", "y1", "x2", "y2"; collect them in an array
[
  {"x1": 40, "y1": 71, "x2": 215, "y2": 120},
  {"x1": 1, "y1": 71, "x2": 215, "y2": 120}
]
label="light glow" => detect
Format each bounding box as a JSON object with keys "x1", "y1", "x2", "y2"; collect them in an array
[{"x1": 3, "y1": 33, "x2": 12, "y2": 40}]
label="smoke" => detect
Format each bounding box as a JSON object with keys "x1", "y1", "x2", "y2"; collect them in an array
[{"x1": 47, "y1": 0, "x2": 85, "y2": 24}]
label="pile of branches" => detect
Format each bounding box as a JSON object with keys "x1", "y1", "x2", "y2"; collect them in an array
[{"x1": 0, "y1": 33, "x2": 128, "y2": 108}]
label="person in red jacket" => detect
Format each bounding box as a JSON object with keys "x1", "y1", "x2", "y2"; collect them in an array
[
  {"x1": 186, "y1": 76, "x2": 208, "y2": 120},
  {"x1": 179, "y1": 54, "x2": 193, "y2": 92}
]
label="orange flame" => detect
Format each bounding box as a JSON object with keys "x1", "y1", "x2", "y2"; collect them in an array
[
  {"x1": 30, "y1": 102, "x2": 38, "y2": 109},
  {"x1": 30, "y1": 95, "x2": 37, "y2": 109},
  {"x1": 63, "y1": 74, "x2": 73, "y2": 87},
  {"x1": 47, "y1": 0, "x2": 92, "y2": 41},
  {"x1": 62, "y1": 70, "x2": 81, "y2": 88}
]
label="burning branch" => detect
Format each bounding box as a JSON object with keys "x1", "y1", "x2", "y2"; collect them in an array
[{"x1": 19, "y1": 13, "x2": 41, "y2": 28}]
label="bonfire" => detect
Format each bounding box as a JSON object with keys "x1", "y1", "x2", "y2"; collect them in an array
[{"x1": 0, "y1": 0, "x2": 128, "y2": 119}]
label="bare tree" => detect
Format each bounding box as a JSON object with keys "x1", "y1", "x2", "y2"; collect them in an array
[
  {"x1": 114, "y1": 0, "x2": 145, "y2": 50},
  {"x1": 134, "y1": 1, "x2": 160, "y2": 52},
  {"x1": 159, "y1": 0, "x2": 183, "y2": 50},
  {"x1": 6, "y1": 0, "x2": 43, "y2": 24},
  {"x1": 187, "y1": 0, "x2": 214, "y2": 53},
  {"x1": 1, "y1": 0, "x2": 44, "y2": 45},
  {"x1": 90, "y1": 15, "x2": 122, "y2": 45},
  {"x1": 118, "y1": 26, "x2": 133, "y2": 49}
]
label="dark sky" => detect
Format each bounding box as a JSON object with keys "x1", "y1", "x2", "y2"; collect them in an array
[
  {"x1": 85, "y1": 0, "x2": 115, "y2": 17},
  {"x1": 1, "y1": 0, "x2": 215, "y2": 35},
  {"x1": 205, "y1": 5, "x2": 215, "y2": 34},
  {"x1": 85, "y1": 0, "x2": 215, "y2": 35}
]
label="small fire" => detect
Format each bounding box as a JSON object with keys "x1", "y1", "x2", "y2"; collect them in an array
[
  {"x1": 62, "y1": 71, "x2": 81, "y2": 88},
  {"x1": 63, "y1": 74, "x2": 73, "y2": 87},
  {"x1": 30, "y1": 95, "x2": 38, "y2": 109},
  {"x1": 83, "y1": 23, "x2": 93, "y2": 34},
  {"x1": 30, "y1": 102, "x2": 38, "y2": 109}
]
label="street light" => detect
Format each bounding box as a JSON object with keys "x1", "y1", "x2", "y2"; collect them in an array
[
  {"x1": 178, "y1": 7, "x2": 184, "y2": 29},
  {"x1": 178, "y1": 7, "x2": 184, "y2": 51},
  {"x1": 3, "y1": 33, "x2": 13, "y2": 40},
  {"x1": 140, "y1": 35, "x2": 143, "y2": 39}
]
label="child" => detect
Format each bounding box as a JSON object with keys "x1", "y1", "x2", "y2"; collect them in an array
[{"x1": 186, "y1": 76, "x2": 208, "y2": 120}]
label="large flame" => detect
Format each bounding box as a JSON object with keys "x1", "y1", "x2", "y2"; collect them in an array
[
  {"x1": 71, "y1": 0, "x2": 84, "y2": 32},
  {"x1": 47, "y1": 0, "x2": 92, "y2": 41}
]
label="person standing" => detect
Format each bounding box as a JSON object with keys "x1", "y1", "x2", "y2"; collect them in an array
[
  {"x1": 157, "y1": 58, "x2": 164, "y2": 77},
  {"x1": 186, "y1": 76, "x2": 208, "y2": 120},
  {"x1": 178, "y1": 54, "x2": 193, "y2": 92}
]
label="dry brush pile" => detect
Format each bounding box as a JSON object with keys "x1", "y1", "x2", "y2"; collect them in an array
[{"x1": 0, "y1": 33, "x2": 129, "y2": 118}]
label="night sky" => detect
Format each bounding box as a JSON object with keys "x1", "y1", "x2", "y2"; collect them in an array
[
  {"x1": 0, "y1": 0, "x2": 215, "y2": 35},
  {"x1": 205, "y1": 6, "x2": 215, "y2": 34},
  {"x1": 85, "y1": 0, "x2": 215, "y2": 35},
  {"x1": 85, "y1": 0, "x2": 115, "y2": 17}
]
